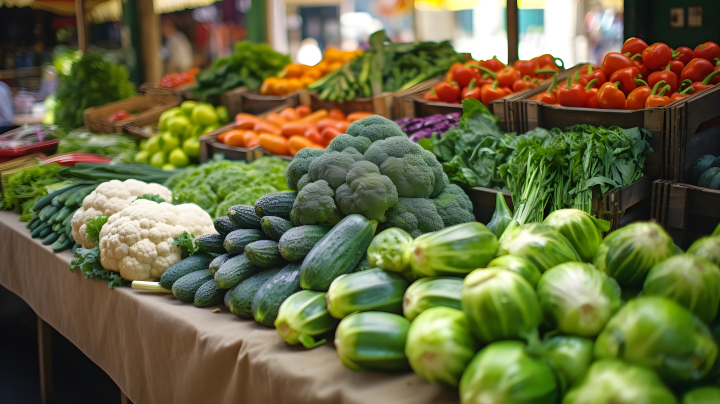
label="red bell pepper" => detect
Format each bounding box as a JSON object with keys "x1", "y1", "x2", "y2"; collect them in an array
[
  {"x1": 687, "y1": 70, "x2": 720, "y2": 94},
  {"x1": 579, "y1": 64, "x2": 606, "y2": 88},
  {"x1": 601, "y1": 52, "x2": 635, "y2": 77},
  {"x1": 529, "y1": 73, "x2": 559, "y2": 104},
  {"x1": 608, "y1": 67, "x2": 643, "y2": 96},
  {"x1": 461, "y1": 79, "x2": 482, "y2": 100},
  {"x1": 597, "y1": 81, "x2": 627, "y2": 109},
  {"x1": 626, "y1": 86, "x2": 652, "y2": 110},
  {"x1": 452, "y1": 65, "x2": 479, "y2": 88},
  {"x1": 581, "y1": 79, "x2": 599, "y2": 108},
  {"x1": 496, "y1": 67, "x2": 521, "y2": 88},
  {"x1": 514, "y1": 59, "x2": 539, "y2": 78},
  {"x1": 531, "y1": 54, "x2": 557, "y2": 70},
  {"x1": 642, "y1": 43, "x2": 673, "y2": 71},
  {"x1": 536, "y1": 65, "x2": 559, "y2": 79},
  {"x1": 423, "y1": 88, "x2": 439, "y2": 101},
  {"x1": 480, "y1": 80, "x2": 506, "y2": 105},
  {"x1": 621, "y1": 37, "x2": 649, "y2": 57},
  {"x1": 445, "y1": 62, "x2": 464, "y2": 82},
  {"x1": 475, "y1": 57, "x2": 505, "y2": 72},
  {"x1": 41, "y1": 153, "x2": 112, "y2": 166},
  {"x1": 557, "y1": 76, "x2": 587, "y2": 107},
  {"x1": 512, "y1": 76, "x2": 540, "y2": 92},
  {"x1": 662, "y1": 60, "x2": 684, "y2": 78},
  {"x1": 434, "y1": 81, "x2": 461, "y2": 103},
  {"x1": 648, "y1": 64, "x2": 680, "y2": 94},
  {"x1": 630, "y1": 54, "x2": 650, "y2": 79},
  {"x1": 670, "y1": 86, "x2": 695, "y2": 103},
  {"x1": 680, "y1": 58, "x2": 714, "y2": 83},
  {"x1": 712, "y1": 58, "x2": 720, "y2": 85},
  {"x1": 693, "y1": 42, "x2": 720, "y2": 63},
  {"x1": 645, "y1": 81, "x2": 672, "y2": 108},
  {"x1": 673, "y1": 46, "x2": 695, "y2": 66}
]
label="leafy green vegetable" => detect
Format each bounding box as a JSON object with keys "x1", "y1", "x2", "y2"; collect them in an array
[
  {"x1": 70, "y1": 246, "x2": 130, "y2": 288},
  {"x1": 173, "y1": 231, "x2": 198, "y2": 258},
  {"x1": 1, "y1": 163, "x2": 64, "y2": 221},
  {"x1": 57, "y1": 130, "x2": 139, "y2": 164},
  {"x1": 133, "y1": 194, "x2": 166, "y2": 203},
  {"x1": 85, "y1": 215, "x2": 109, "y2": 243}
]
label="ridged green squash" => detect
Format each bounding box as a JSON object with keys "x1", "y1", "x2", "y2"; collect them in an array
[
  {"x1": 326, "y1": 268, "x2": 409, "y2": 319},
  {"x1": 335, "y1": 312, "x2": 411, "y2": 372},
  {"x1": 278, "y1": 225, "x2": 330, "y2": 261},
  {"x1": 159, "y1": 254, "x2": 214, "y2": 289},
  {"x1": 227, "y1": 205, "x2": 262, "y2": 229},
  {"x1": 402, "y1": 277, "x2": 463, "y2": 321},
  {"x1": 227, "y1": 268, "x2": 281, "y2": 319},
  {"x1": 251, "y1": 263, "x2": 303, "y2": 327}
]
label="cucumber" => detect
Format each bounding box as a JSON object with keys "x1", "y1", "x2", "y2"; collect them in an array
[
  {"x1": 251, "y1": 263, "x2": 303, "y2": 327},
  {"x1": 254, "y1": 192, "x2": 297, "y2": 220},
  {"x1": 689, "y1": 155, "x2": 716, "y2": 185},
  {"x1": 62, "y1": 208, "x2": 78, "y2": 227},
  {"x1": 39, "y1": 205, "x2": 59, "y2": 222},
  {"x1": 194, "y1": 279, "x2": 227, "y2": 307},
  {"x1": 352, "y1": 256, "x2": 373, "y2": 273},
  {"x1": 31, "y1": 223, "x2": 50, "y2": 238},
  {"x1": 209, "y1": 253, "x2": 234, "y2": 274},
  {"x1": 224, "y1": 283, "x2": 239, "y2": 309},
  {"x1": 712, "y1": 156, "x2": 720, "y2": 169},
  {"x1": 33, "y1": 182, "x2": 85, "y2": 211},
  {"x1": 245, "y1": 240, "x2": 286, "y2": 267},
  {"x1": 56, "y1": 184, "x2": 84, "y2": 205},
  {"x1": 42, "y1": 232, "x2": 60, "y2": 246},
  {"x1": 227, "y1": 205, "x2": 262, "y2": 229},
  {"x1": 699, "y1": 167, "x2": 720, "y2": 188},
  {"x1": 51, "y1": 235, "x2": 74, "y2": 253},
  {"x1": 300, "y1": 214, "x2": 378, "y2": 291},
  {"x1": 214, "y1": 216, "x2": 241, "y2": 236},
  {"x1": 261, "y1": 216, "x2": 294, "y2": 241},
  {"x1": 196, "y1": 233, "x2": 226, "y2": 254},
  {"x1": 48, "y1": 205, "x2": 73, "y2": 225},
  {"x1": 223, "y1": 229, "x2": 267, "y2": 254},
  {"x1": 159, "y1": 254, "x2": 214, "y2": 289},
  {"x1": 708, "y1": 170, "x2": 720, "y2": 190},
  {"x1": 172, "y1": 270, "x2": 214, "y2": 303},
  {"x1": 37, "y1": 224, "x2": 52, "y2": 239},
  {"x1": 66, "y1": 185, "x2": 96, "y2": 207},
  {"x1": 27, "y1": 217, "x2": 41, "y2": 231},
  {"x1": 52, "y1": 195, "x2": 62, "y2": 207},
  {"x1": 278, "y1": 225, "x2": 331, "y2": 262},
  {"x1": 214, "y1": 254, "x2": 260, "y2": 289},
  {"x1": 227, "y1": 268, "x2": 281, "y2": 319},
  {"x1": 52, "y1": 222, "x2": 63, "y2": 232}
]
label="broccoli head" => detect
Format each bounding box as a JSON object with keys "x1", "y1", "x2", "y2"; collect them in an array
[
  {"x1": 308, "y1": 148, "x2": 363, "y2": 190},
  {"x1": 290, "y1": 180, "x2": 343, "y2": 226},
  {"x1": 335, "y1": 161, "x2": 398, "y2": 222},
  {"x1": 285, "y1": 148, "x2": 326, "y2": 190},
  {"x1": 385, "y1": 197, "x2": 445, "y2": 238},
  {"x1": 346, "y1": 115, "x2": 407, "y2": 143},
  {"x1": 424, "y1": 150, "x2": 449, "y2": 198},
  {"x1": 432, "y1": 184, "x2": 475, "y2": 227},
  {"x1": 296, "y1": 174, "x2": 312, "y2": 192},
  {"x1": 327, "y1": 134, "x2": 372, "y2": 154}
]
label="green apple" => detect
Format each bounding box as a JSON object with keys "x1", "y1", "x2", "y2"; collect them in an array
[
  {"x1": 150, "y1": 151, "x2": 167, "y2": 168},
  {"x1": 201, "y1": 123, "x2": 221, "y2": 135},
  {"x1": 182, "y1": 124, "x2": 199, "y2": 139},
  {"x1": 216, "y1": 105, "x2": 230, "y2": 124},
  {"x1": 139, "y1": 138, "x2": 148, "y2": 151},
  {"x1": 161, "y1": 132, "x2": 180, "y2": 153},
  {"x1": 167, "y1": 115, "x2": 191, "y2": 136},
  {"x1": 134, "y1": 150, "x2": 150, "y2": 164},
  {"x1": 191, "y1": 104, "x2": 218, "y2": 126},
  {"x1": 183, "y1": 137, "x2": 201, "y2": 158},
  {"x1": 158, "y1": 107, "x2": 182, "y2": 131},
  {"x1": 168, "y1": 148, "x2": 190, "y2": 167},
  {"x1": 162, "y1": 163, "x2": 177, "y2": 171},
  {"x1": 181, "y1": 100, "x2": 197, "y2": 117},
  {"x1": 145, "y1": 134, "x2": 163, "y2": 154}
]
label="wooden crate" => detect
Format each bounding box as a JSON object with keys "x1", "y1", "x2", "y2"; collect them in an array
[
  {"x1": 199, "y1": 122, "x2": 265, "y2": 163},
  {"x1": 239, "y1": 89, "x2": 300, "y2": 116},
  {"x1": 651, "y1": 180, "x2": 720, "y2": 249},
  {"x1": 219, "y1": 87, "x2": 248, "y2": 119},
  {"x1": 307, "y1": 91, "x2": 394, "y2": 118},
  {"x1": 83, "y1": 94, "x2": 180, "y2": 134}
]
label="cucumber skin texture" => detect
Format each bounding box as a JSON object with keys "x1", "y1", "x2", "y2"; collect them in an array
[
  {"x1": 326, "y1": 268, "x2": 409, "y2": 319},
  {"x1": 194, "y1": 279, "x2": 227, "y2": 307},
  {"x1": 300, "y1": 214, "x2": 377, "y2": 291},
  {"x1": 196, "y1": 234, "x2": 227, "y2": 254},
  {"x1": 227, "y1": 269, "x2": 281, "y2": 319},
  {"x1": 261, "y1": 216, "x2": 294, "y2": 241},
  {"x1": 209, "y1": 253, "x2": 235, "y2": 274},
  {"x1": 223, "y1": 229, "x2": 267, "y2": 254},
  {"x1": 224, "y1": 283, "x2": 240, "y2": 309},
  {"x1": 254, "y1": 192, "x2": 297, "y2": 220},
  {"x1": 278, "y1": 225, "x2": 331, "y2": 262},
  {"x1": 214, "y1": 254, "x2": 261, "y2": 289},
  {"x1": 159, "y1": 254, "x2": 214, "y2": 289},
  {"x1": 252, "y1": 263, "x2": 303, "y2": 327},
  {"x1": 172, "y1": 270, "x2": 214, "y2": 303},
  {"x1": 214, "y1": 216, "x2": 241, "y2": 236},
  {"x1": 245, "y1": 240, "x2": 286, "y2": 267},
  {"x1": 228, "y1": 205, "x2": 262, "y2": 229}
]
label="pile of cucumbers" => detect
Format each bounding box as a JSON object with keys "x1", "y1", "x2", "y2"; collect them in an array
[{"x1": 26, "y1": 181, "x2": 98, "y2": 253}]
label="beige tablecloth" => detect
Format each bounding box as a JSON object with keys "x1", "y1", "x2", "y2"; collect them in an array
[{"x1": 0, "y1": 210, "x2": 458, "y2": 404}]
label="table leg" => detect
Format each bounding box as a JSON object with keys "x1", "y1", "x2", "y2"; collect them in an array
[
  {"x1": 37, "y1": 316, "x2": 53, "y2": 404},
  {"x1": 121, "y1": 391, "x2": 135, "y2": 404}
]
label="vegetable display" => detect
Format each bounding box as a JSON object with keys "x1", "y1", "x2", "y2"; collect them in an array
[
  {"x1": 57, "y1": 130, "x2": 139, "y2": 164},
  {"x1": 395, "y1": 113, "x2": 460, "y2": 142},
  {"x1": 261, "y1": 49, "x2": 361, "y2": 96}
]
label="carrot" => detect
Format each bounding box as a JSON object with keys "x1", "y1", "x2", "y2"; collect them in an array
[
  {"x1": 253, "y1": 120, "x2": 282, "y2": 135},
  {"x1": 223, "y1": 130, "x2": 246, "y2": 147},
  {"x1": 281, "y1": 121, "x2": 314, "y2": 137},
  {"x1": 265, "y1": 113, "x2": 286, "y2": 126},
  {"x1": 295, "y1": 105, "x2": 311, "y2": 117},
  {"x1": 337, "y1": 121, "x2": 351, "y2": 133},
  {"x1": 320, "y1": 127, "x2": 342, "y2": 146},
  {"x1": 235, "y1": 113, "x2": 260, "y2": 129},
  {"x1": 217, "y1": 130, "x2": 232, "y2": 143},
  {"x1": 316, "y1": 118, "x2": 343, "y2": 132},
  {"x1": 288, "y1": 136, "x2": 317, "y2": 156},
  {"x1": 329, "y1": 108, "x2": 346, "y2": 121},
  {"x1": 347, "y1": 112, "x2": 375, "y2": 122},
  {"x1": 304, "y1": 126, "x2": 324, "y2": 145},
  {"x1": 279, "y1": 107, "x2": 299, "y2": 121},
  {"x1": 243, "y1": 131, "x2": 260, "y2": 148},
  {"x1": 299, "y1": 109, "x2": 329, "y2": 123},
  {"x1": 259, "y1": 133, "x2": 289, "y2": 155}
]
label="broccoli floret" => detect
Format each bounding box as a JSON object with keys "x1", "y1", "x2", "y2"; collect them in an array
[
  {"x1": 385, "y1": 197, "x2": 445, "y2": 237},
  {"x1": 290, "y1": 180, "x2": 343, "y2": 226},
  {"x1": 296, "y1": 174, "x2": 312, "y2": 192},
  {"x1": 424, "y1": 150, "x2": 449, "y2": 198},
  {"x1": 327, "y1": 134, "x2": 373, "y2": 154},
  {"x1": 285, "y1": 148, "x2": 326, "y2": 190},
  {"x1": 432, "y1": 184, "x2": 475, "y2": 227},
  {"x1": 346, "y1": 115, "x2": 407, "y2": 143},
  {"x1": 335, "y1": 161, "x2": 398, "y2": 222},
  {"x1": 308, "y1": 149, "x2": 363, "y2": 190}
]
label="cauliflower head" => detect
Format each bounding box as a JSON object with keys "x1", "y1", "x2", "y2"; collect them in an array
[
  {"x1": 99, "y1": 200, "x2": 215, "y2": 281},
  {"x1": 71, "y1": 179, "x2": 173, "y2": 248}
]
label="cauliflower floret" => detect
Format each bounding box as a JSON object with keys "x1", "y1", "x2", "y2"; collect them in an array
[
  {"x1": 99, "y1": 200, "x2": 215, "y2": 281},
  {"x1": 71, "y1": 179, "x2": 172, "y2": 248}
]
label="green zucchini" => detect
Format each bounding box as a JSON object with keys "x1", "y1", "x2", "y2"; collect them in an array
[
  {"x1": 300, "y1": 214, "x2": 378, "y2": 291},
  {"x1": 52, "y1": 222, "x2": 63, "y2": 232},
  {"x1": 209, "y1": 253, "x2": 234, "y2": 274},
  {"x1": 245, "y1": 240, "x2": 285, "y2": 267},
  {"x1": 27, "y1": 217, "x2": 41, "y2": 231},
  {"x1": 37, "y1": 224, "x2": 52, "y2": 239},
  {"x1": 254, "y1": 192, "x2": 297, "y2": 220},
  {"x1": 62, "y1": 208, "x2": 78, "y2": 227},
  {"x1": 227, "y1": 268, "x2": 281, "y2": 319},
  {"x1": 51, "y1": 235, "x2": 74, "y2": 252},
  {"x1": 214, "y1": 216, "x2": 241, "y2": 236},
  {"x1": 39, "y1": 205, "x2": 59, "y2": 222},
  {"x1": 214, "y1": 254, "x2": 260, "y2": 289},
  {"x1": 223, "y1": 229, "x2": 267, "y2": 254},
  {"x1": 51, "y1": 195, "x2": 62, "y2": 207},
  {"x1": 172, "y1": 270, "x2": 214, "y2": 303},
  {"x1": 65, "y1": 185, "x2": 96, "y2": 207},
  {"x1": 251, "y1": 262, "x2": 303, "y2": 327},
  {"x1": 326, "y1": 268, "x2": 409, "y2": 319},
  {"x1": 689, "y1": 155, "x2": 716, "y2": 185},
  {"x1": 159, "y1": 254, "x2": 214, "y2": 289},
  {"x1": 227, "y1": 205, "x2": 262, "y2": 229},
  {"x1": 42, "y1": 232, "x2": 60, "y2": 246},
  {"x1": 196, "y1": 233, "x2": 227, "y2": 254},
  {"x1": 699, "y1": 167, "x2": 720, "y2": 188},
  {"x1": 278, "y1": 225, "x2": 331, "y2": 262},
  {"x1": 33, "y1": 182, "x2": 84, "y2": 211},
  {"x1": 261, "y1": 216, "x2": 294, "y2": 241},
  {"x1": 31, "y1": 223, "x2": 50, "y2": 238},
  {"x1": 48, "y1": 205, "x2": 73, "y2": 225},
  {"x1": 352, "y1": 256, "x2": 373, "y2": 273},
  {"x1": 194, "y1": 279, "x2": 227, "y2": 307},
  {"x1": 56, "y1": 184, "x2": 84, "y2": 205}
]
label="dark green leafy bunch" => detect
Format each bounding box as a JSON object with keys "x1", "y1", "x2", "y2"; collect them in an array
[
  {"x1": 190, "y1": 42, "x2": 291, "y2": 99},
  {"x1": 1, "y1": 163, "x2": 63, "y2": 221},
  {"x1": 54, "y1": 52, "x2": 136, "y2": 131},
  {"x1": 173, "y1": 231, "x2": 199, "y2": 258},
  {"x1": 70, "y1": 247, "x2": 130, "y2": 288},
  {"x1": 309, "y1": 30, "x2": 465, "y2": 102},
  {"x1": 85, "y1": 215, "x2": 109, "y2": 243}
]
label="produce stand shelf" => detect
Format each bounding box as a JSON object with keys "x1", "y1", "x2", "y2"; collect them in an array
[
  {"x1": 200, "y1": 123, "x2": 265, "y2": 162},
  {"x1": 83, "y1": 94, "x2": 180, "y2": 135},
  {"x1": 238, "y1": 89, "x2": 301, "y2": 116},
  {"x1": 651, "y1": 180, "x2": 720, "y2": 249},
  {"x1": 0, "y1": 210, "x2": 456, "y2": 404}
]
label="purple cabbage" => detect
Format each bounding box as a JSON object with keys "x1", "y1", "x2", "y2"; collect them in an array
[{"x1": 394, "y1": 113, "x2": 459, "y2": 142}]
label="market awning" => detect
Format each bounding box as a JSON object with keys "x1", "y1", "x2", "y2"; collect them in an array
[{"x1": 0, "y1": 0, "x2": 223, "y2": 21}]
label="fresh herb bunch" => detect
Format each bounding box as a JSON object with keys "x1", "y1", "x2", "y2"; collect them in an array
[
  {"x1": 1, "y1": 163, "x2": 64, "y2": 221},
  {"x1": 70, "y1": 246, "x2": 130, "y2": 288},
  {"x1": 309, "y1": 30, "x2": 465, "y2": 102},
  {"x1": 54, "y1": 52, "x2": 136, "y2": 131}
]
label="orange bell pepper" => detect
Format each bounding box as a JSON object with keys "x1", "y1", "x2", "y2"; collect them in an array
[
  {"x1": 644, "y1": 81, "x2": 672, "y2": 108},
  {"x1": 597, "y1": 81, "x2": 627, "y2": 109},
  {"x1": 626, "y1": 86, "x2": 652, "y2": 110}
]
